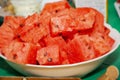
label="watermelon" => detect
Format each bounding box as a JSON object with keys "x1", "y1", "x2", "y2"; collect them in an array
[
  {"x1": 90, "y1": 32, "x2": 115, "y2": 56},
  {"x1": 41, "y1": 0, "x2": 71, "y2": 14},
  {"x1": 90, "y1": 8, "x2": 105, "y2": 34},
  {"x1": 75, "y1": 8, "x2": 96, "y2": 30},
  {"x1": 16, "y1": 13, "x2": 48, "y2": 43},
  {"x1": 50, "y1": 8, "x2": 96, "y2": 36},
  {"x1": 50, "y1": 14, "x2": 75, "y2": 35},
  {"x1": 4, "y1": 16, "x2": 25, "y2": 30},
  {"x1": 1, "y1": 40, "x2": 38, "y2": 64},
  {"x1": 37, "y1": 45, "x2": 60, "y2": 65},
  {"x1": 64, "y1": 34, "x2": 96, "y2": 63},
  {"x1": 20, "y1": 25, "x2": 48, "y2": 43},
  {"x1": 0, "y1": 1, "x2": 115, "y2": 65},
  {"x1": 44, "y1": 36, "x2": 66, "y2": 50},
  {"x1": 60, "y1": 50, "x2": 69, "y2": 65},
  {"x1": 0, "y1": 16, "x2": 25, "y2": 48},
  {"x1": 0, "y1": 23, "x2": 14, "y2": 48}
]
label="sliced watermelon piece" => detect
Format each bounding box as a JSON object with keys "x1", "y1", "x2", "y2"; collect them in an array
[
  {"x1": 44, "y1": 36, "x2": 66, "y2": 50},
  {"x1": 0, "y1": 23, "x2": 14, "y2": 48},
  {"x1": 42, "y1": 0, "x2": 71, "y2": 14},
  {"x1": 17, "y1": 13, "x2": 40, "y2": 35},
  {"x1": 24, "y1": 13, "x2": 40, "y2": 27},
  {"x1": 37, "y1": 45, "x2": 60, "y2": 65},
  {"x1": 75, "y1": 8, "x2": 96, "y2": 30},
  {"x1": 90, "y1": 32, "x2": 115, "y2": 56},
  {"x1": 64, "y1": 35, "x2": 96, "y2": 63},
  {"x1": 39, "y1": 11, "x2": 52, "y2": 35},
  {"x1": 50, "y1": 14, "x2": 75, "y2": 35},
  {"x1": 4, "y1": 16, "x2": 25, "y2": 30},
  {"x1": 1, "y1": 40, "x2": 38, "y2": 64},
  {"x1": 20, "y1": 25, "x2": 48, "y2": 43},
  {"x1": 50, "y1": 8, "x2": 96, "y2": 36},
  {"x1": 90, "y1": 8, "x2": 105, "y2": 34},
  {"x1": 16, "y1": 13, "x2": 49, "y2": 43}
]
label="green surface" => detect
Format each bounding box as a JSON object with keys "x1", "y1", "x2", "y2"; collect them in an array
[
  {"x1": 108, "y1": 0, "x2": 120, "y2": 32},
  {"x1": 0, "y1": 0, "x2": 120, "y2": 80}
]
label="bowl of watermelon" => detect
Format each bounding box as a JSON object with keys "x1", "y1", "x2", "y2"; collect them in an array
[{"x1": 0, "y1": 0, "x2": 120, "y2": 77}]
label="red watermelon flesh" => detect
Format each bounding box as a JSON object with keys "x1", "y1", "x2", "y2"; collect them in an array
[
  {"x1": 44, "y1": 36, "x2": 66, "y2": 50},
  {"x1": 0, "y1": 24, "x2": 14, "y2": 48},
  {"x1": 64, "y1": 34, "x2": 96, "y2": 63},
  {"x1": 37, "y1": 45, "x2": 60, "y2": 65},
  {"x1": 4, "y1": 16, "x2": 25, "y2": 30},
  {"x1": 1, "y1": 40, "x2": 38, "y2": 64},
  {"x1": 20, "y1": 25, "x2": 48, "y2": 43},
  {"x1": 90, "y1": 32, "x2": 115, "y2": 56},
  {"x1": 42, "y1": 0, "x2": 71, "y2": 14}
]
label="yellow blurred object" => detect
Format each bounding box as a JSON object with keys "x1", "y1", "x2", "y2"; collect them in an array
[
  {"x1": 0, "y1": 0, "x2": 15, "y2": 15},
  {"x1": 98, "y1": 65, "x2": 119, "y2": 80},
  {"x1": 4, "y1": 4, "x2": 15, "y2": 15}
]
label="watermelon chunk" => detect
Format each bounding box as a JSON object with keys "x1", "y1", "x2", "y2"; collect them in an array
[
  {"x1": 42, "y1": 0, "x2": 71, "y2": 14},
  {"x1": 1, "y1": 40, "x2": 38, "y2": 64},
  {"x1": 51, "y1": 14, "x2": 75, "y2": 35},
  {"x1": 91, "y1": 8, "x2": 105, "y2": 34},
  {"x1": 0, "y1": 23, "x2": 14, "y2": 48},
  {"x1": 37, "y1": 45, "x2": 60, "y2": 65},
  {"x1": 44, "y1": 36, "x2": 66, "y2": 50},
  {"x1": 64, "y1": 35, "x2": 96, "y2": 63},
  {"x1": 20, "y1": 25, "x2": 48, "y2": 43},
  {"x1": 75, "y1": 8, "x2": 96, "y2": 30},
  {"x1": 4, "y1": 16, "x2": 25, "y2": 30},
  {"x1": 90, "y1": 32, "x2": 115, "y2": 56},
  {"x1": 50, "y1": 8, "x2": 96, "y2": 36}
]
